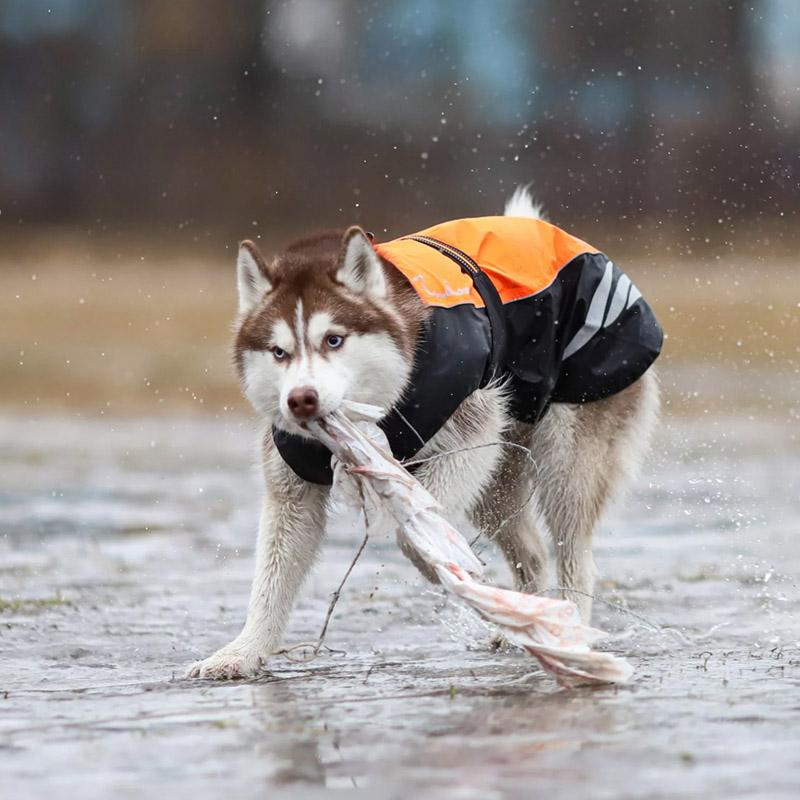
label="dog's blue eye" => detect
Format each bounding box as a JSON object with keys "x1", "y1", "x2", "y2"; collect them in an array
[
  {"x1": 326, "y1": 334, "x2": 344, "y2": 349},
  {"x1": 272, "y1": 346, "x2": 286, "y2": 360}
]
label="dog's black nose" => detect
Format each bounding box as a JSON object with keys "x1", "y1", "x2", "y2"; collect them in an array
[{"x1": 287, "y1": 386, "x2": 320, "y2": 419}]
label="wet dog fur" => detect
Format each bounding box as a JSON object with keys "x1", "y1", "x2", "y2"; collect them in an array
[{"x1": 186, "y1": 189, "x2": 659, "y2": 679}]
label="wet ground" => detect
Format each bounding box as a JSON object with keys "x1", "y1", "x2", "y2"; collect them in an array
[{"x1": 1, "y1": 408, "x2": 799, "y2": 799}]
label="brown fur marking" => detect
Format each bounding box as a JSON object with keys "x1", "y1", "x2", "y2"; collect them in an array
[{"x1": 233, "y1": 231, "x2": 426, "y2": 379}]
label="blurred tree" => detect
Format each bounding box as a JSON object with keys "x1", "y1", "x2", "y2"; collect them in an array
[{"x1": 0, "y1": 0, "x2": 794, "y2": 243}]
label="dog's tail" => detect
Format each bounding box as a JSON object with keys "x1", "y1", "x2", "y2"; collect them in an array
[{"x1": 504, "y1": 184, "x2": 547, "y2": 221}]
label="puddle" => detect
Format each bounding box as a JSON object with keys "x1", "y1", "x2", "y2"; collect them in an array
[{"x1": 1, "y1": 411, "x2": 799, "y2": 799}]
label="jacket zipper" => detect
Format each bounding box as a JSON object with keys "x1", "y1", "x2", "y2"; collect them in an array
[
  {"x1": 402, "y1": 234, "x2": 481, "y2": 278},
  {"x1": 402, "y1": 233, "x2": 507, "y2": 388}
]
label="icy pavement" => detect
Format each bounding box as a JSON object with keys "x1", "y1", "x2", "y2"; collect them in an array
[{"x1": 1, "y1": 411, "x2": 799, "y2": 799}]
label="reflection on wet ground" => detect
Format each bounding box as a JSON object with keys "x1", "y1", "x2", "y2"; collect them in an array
[{"x1": 1, "y1": 410, "x2": 799, "y2": 799}]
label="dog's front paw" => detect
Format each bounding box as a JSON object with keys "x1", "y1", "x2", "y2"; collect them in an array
[{"x1": 184, "y1": 643, "x2": 269, "y2": 680}]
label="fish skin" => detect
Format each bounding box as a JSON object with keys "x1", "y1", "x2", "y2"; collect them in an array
[{"x1": 309, "y1": 403, "x2": 634, "y2": 688}]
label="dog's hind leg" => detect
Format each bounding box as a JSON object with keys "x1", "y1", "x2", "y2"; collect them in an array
[
  {"x1": 529, "y1": 370, "x2": 659, "y2": 622},
  {"x1": 473, "y1": 421, "x2": 548, "y2": 594}
]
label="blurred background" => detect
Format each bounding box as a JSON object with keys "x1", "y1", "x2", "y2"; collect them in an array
[
  {"x1": 1, "y1": 0, "x2": 798, "y2": 415},
  {"x1": 4, "y1": 5, "x2": 800, "y2": 795}
]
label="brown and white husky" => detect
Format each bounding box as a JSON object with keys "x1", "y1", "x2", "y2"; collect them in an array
[{"x1": 186, "y1": 188, "x2": 660, "y2": 679}]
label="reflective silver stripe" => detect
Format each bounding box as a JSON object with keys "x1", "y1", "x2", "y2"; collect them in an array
[
  {"x1": 603, "y1": 273, "x2": 631, "y2": 327},
  {"x1": 627, "y1": 284, "x2": 642, "y2": 307},
  {"x1": 562, "y1": 260, "x2": 614, "y2": 360}
]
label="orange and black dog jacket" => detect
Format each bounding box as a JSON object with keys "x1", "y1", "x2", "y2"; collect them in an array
[{"x1": 275, "y1": 216, "x2": 663, "y2": 484}]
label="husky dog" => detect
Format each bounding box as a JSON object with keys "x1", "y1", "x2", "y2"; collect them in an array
[{"x1": 186, "y1": 188, "x2": 660, "y2": 679}]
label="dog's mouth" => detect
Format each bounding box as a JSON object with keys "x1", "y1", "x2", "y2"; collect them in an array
[
  {"x1": 274, "y1": 396, "x2": 389, "y2": 442},
  {"x1": 274, "y1": 414, "x2": 317, "y2": 438},
  {"x1": 277, "y1": 410, "x2": 338, "y2": 438},
  {"x1": 276, "y1": 400, "x2": 387, "y2": 437}
]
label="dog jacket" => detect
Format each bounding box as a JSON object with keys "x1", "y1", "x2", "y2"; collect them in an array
[{"x1": 275, "y1": 216, "x2": 663, "y2": 484}]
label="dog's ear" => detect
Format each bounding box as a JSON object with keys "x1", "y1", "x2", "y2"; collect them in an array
[
  {"x1": 237, "y1": 240, "x2": 272, "y2": 314},
  {"x1": 336, "y1": 226, "x2": 386, "y2": 298}
]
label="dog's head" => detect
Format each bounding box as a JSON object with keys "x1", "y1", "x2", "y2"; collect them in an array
[{"x1": 233, "y1": 227, "x2": 416, "y2": 436}]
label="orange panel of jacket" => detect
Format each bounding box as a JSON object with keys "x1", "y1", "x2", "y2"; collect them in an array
[{"x1": 375, "y1": 216, "x2": 597, "y2": 308}]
